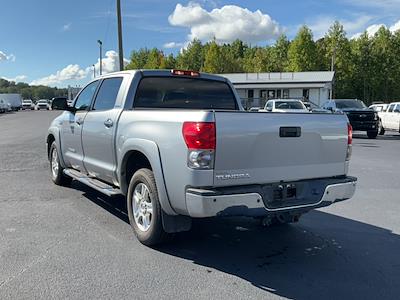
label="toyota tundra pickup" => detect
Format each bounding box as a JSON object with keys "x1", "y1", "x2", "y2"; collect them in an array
[{"x1": 47, "y1": 70, "x2": 357, "y2": 246}]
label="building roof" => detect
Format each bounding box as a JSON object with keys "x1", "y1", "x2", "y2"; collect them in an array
[{"x1": 220, "y1": 71, "x2": 335, "y2": 84}]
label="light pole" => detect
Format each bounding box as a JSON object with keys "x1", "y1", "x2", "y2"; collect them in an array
[
  {"x1": 116, "y1": 0, "x2": 124, "y2": 71},
  {"x1": 92, "y1": 64, "x2": 96, "y2": 78},
  {"x1": 97, "y1": 40, "x2": 103, "y2": 75},
  {"x1": 330, "y1": 43, "x2": 337, "y2": 100}
]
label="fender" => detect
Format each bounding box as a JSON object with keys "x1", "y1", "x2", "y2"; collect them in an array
[
  {"x1": 47, "y1": 125, "x2": 67, "y2": 169},
  {"x1": 118, "y1": 138, "x2": 177, "y2": 216}
]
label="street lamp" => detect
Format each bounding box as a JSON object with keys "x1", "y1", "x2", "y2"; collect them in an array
[
  {"x1": 92, "y1": 64, "x2": 96, "y2": 78},
  {"x1": 330, "y1": 43, "x2": 338, "y2": 100},
  {"x1": 97, "y1": 40, "x2": 103, "y2": 75}
]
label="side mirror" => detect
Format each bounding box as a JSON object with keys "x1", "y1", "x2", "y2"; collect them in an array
[
  {"x1": 266, "y1": 107, "x2": 272, "y2": 112},
  {"x1": 51, "y1": 98, "x2": 69, "y2": 111}
]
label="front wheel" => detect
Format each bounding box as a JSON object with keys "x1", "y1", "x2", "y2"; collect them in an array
[
  {"x1": 367, "y1": 130, "x2": 378, "y2": 139},
  {"x1": 378, "y1": 121, "x2": 385, "y2": 135},
  {"x1": 127, "y1": 168, "x2": 169, "y2": 246},
  {"x1": 49, "y1": 142, "x2": 72, "y2": 186}
]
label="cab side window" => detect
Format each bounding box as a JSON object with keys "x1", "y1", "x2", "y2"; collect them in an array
[
  {"x1": 92, "y1": 77, "x2": 123, "y2": 111},
  {"x1": 388, "y1": 104, "x2": 395, "y2": 113},
  {"x1": 74, "y1": 81, "x2": 99, "y2": 111}
]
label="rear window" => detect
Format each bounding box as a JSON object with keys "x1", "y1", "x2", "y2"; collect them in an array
[
  {"x1": 335, "y1": 99, "x2": 366, "y2": 109},
  {"x1": 275, "y1": 101, "x2": 304, "y2": 109},
  {"x1": 133, "y1": 77, "x2": 238, "y2": 110}
]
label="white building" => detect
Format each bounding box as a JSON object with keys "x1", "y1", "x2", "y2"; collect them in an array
[{"x1": 221, "y1": 71, "x2": 334, "y2": 109}]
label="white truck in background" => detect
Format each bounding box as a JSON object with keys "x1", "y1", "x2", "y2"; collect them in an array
[
  {"x1": 378, "y1": 102, "x2": 400, "y2": 134},
  {"x1": 0, "y1": 94, "x2": 22, "y2": 111}
]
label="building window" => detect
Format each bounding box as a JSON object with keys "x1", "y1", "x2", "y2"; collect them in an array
[
  {"x1": 267, "y1": 90, "x2": 276, "y2": 99},
  {"x1": 248, "y1": 89, "x2": 254, "y2": 99},
  {"x1": 303, "y1": 89, "x2": 310, "y2": 99},
  {"x1": 260, "y1": 90, "x2": 267, "y2": 99},
  {"x1": 283, "y1": 89, "x2": 289, "y2": 99},
  {"x1": 277, "y1": 89, "x2": 281, "y2": 98}
]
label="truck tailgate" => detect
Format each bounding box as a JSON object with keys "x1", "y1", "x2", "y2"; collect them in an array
[{"x1": 213, "y1": 112, "x2": 349, "y2": 187}]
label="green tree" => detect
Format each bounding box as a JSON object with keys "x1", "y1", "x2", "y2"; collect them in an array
[
  {"x1": 323, "y1": 21, "x2": 354, "y2": 98},
  {"x1": 271, "y1": 34, "x2": 290, "y2": 71},
  {"x1": 143, "y1": 48, "x2": 166, "y2": 69},
  {"x1": 252, "y1": 47, "x2": 273, "y2": 72},
  {"x1": 125, "y1": 48, "x2": 150, "y2": 70},
  {"x1": 176, "y1": 38, "x2": 204, "y2": 71},
  {"x1": 164, "y1": 53, "x2": 176, "y2": 69},
  {"x1": 370, "y1": 26, "x2": 396, "y2": 101},
  {"x1": 350, "y1": 33, "x2": 373, "y2": 102},
  {"x1": 287, "y1": 26, "x2": 318, "y2": 71},
  {"x1": 203, "y1": 40, "x2": 223, "y2": 73}
]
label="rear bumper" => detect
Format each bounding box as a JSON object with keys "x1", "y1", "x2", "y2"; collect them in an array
[{"x1": 186, "y1": 176, "x2": 357, "y2": 218}]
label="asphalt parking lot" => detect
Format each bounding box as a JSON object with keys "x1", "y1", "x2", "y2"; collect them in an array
[{"x1": 1, "y1": 110, "x2": 400, "y2": 299}]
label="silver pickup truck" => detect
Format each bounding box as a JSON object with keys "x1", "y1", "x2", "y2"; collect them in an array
[{"x1": 47, "y1": 70, "x2": 357, "y2": 246}]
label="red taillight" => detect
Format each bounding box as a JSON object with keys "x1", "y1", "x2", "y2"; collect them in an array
[
  {"x1": 182, "y1": 122, "x2": 216, "y2": 150},
  {"x1": 171, "y1": 69, "x2": 200, "y2": 77},
  {"x1": 348, "y1": 123, "x2": 353, "y2": 145}
]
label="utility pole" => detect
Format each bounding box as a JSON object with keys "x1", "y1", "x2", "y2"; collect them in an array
[
  {"x1": 116, "y1": 0, "x2": 124, "y2": 71},
  {"x1": 92, "y1": 64, "x2": 96, "y2": 78},
  {"x1": 97, "y1": 40, "x2": 103, "y2": 75}
]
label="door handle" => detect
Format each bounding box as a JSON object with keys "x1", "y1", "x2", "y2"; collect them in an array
[
  {"x1": 104, "y1": 119, "x2": 113, "y2": 128},
  {"x1": 76, "y1": 117, "x2": 84, "y2": 125}
]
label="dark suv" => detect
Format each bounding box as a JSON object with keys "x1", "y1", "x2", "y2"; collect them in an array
[{"x1": 322, "y1": 99, "x2": 379, "y2": 139}]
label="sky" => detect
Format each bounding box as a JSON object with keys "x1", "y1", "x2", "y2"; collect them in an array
[{"x1": 0, "y1": 0, "x2": 400, "y2": 88}]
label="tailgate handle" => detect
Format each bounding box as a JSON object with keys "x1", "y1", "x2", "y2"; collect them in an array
[{"x1": 280, "y1": 127, "x2": 301, "y2": 137}]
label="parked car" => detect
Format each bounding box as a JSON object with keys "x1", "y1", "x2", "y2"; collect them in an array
[
  {"x1": 322, "y1": 99, "x2": 379, "y2": 139},
  {"x1": 47, "y1": 70, "x2": 357, "y2": 246},
  {"x1": 0, "y1": 99, "x2": 7, "y2": 113},
  {"x1": 369, "y1": 103, "x2": 389, "y2": 112},
  {"x1": 261, "y1": 99, "x2": 310, "y2": 113},
  {"x1": 0, "y1": 99, "x2": 12, "y2": 112},
  {"x1": 22, "y1": 99, "x2": 34, "y2": 110},
  {"x1": 36, "y1": 99, "x2": 50, "y2": 110},
  {"x1": 378, "y1": 102, "x2": 400, "y2": 134}
]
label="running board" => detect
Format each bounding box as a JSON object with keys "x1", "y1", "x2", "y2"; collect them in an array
[{"x1": 63, "y1": 169, "x2": 122, "y2": 197}]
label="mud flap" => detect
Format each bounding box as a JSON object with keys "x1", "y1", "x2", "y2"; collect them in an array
[{"x1": 161, "y1": 210, "x2": 192, "y2": 233}]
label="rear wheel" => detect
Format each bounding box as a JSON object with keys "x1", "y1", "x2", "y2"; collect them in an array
[
  {"x1": 49, "y1": 142, "x2": 72, "y2": 186},
  {"x1": 367, "y1": 130, "x2": 378, "y2": 139},
  {"x1": 127, "y1": 168, "x2": 169, "y2": 246}
]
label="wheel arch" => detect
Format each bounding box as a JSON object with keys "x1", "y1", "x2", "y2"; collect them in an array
[
  {"x1": 47, "y1": 127, "x2": 67, "y2": 168},
  {"x1": 118, "y1": 139, "x2": 176, "y2": 215}
]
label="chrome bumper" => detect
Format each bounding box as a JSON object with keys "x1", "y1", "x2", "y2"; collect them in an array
[{"x1": 186, "y1": 178, "x2": 357, "y2": 218}]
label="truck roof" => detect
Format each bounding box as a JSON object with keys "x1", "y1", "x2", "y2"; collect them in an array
[{"x1": 94, "y1": 69, "x2": 229, "y2": 83}]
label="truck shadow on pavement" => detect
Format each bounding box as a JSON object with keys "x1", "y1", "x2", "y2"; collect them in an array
[
  {"x1": 353, "y1": 132, "x2": 400, "y2": 141},
  {"x1": 78, "y1": 183, "x2": 399, "y2": 300}
]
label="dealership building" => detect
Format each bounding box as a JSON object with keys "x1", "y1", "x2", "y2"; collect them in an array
[{"x1": 221, "y1": 71, "x2": 334, "y2": 109}]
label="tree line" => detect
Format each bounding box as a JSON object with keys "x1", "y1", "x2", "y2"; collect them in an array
[
  {"x1": 0, "y1": 79, "x2": 67, "y2": 100},
  {"x1": 126, "y1": 22, "x2": 400, "y2": 104}
]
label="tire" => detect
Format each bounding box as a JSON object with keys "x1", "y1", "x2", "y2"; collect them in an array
[
  {"x1": 127, "y1": 168, "x2": 169, "y2": 246},
  {"x1": 49, "y1": 142, "x2": 72, "y2": 186},
  {"x1": 378, "y1": 121, "x2": 385, "y2": 135},
  {"x1": 367, "y1": 130, "x2": 378, "y2": 139}
]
